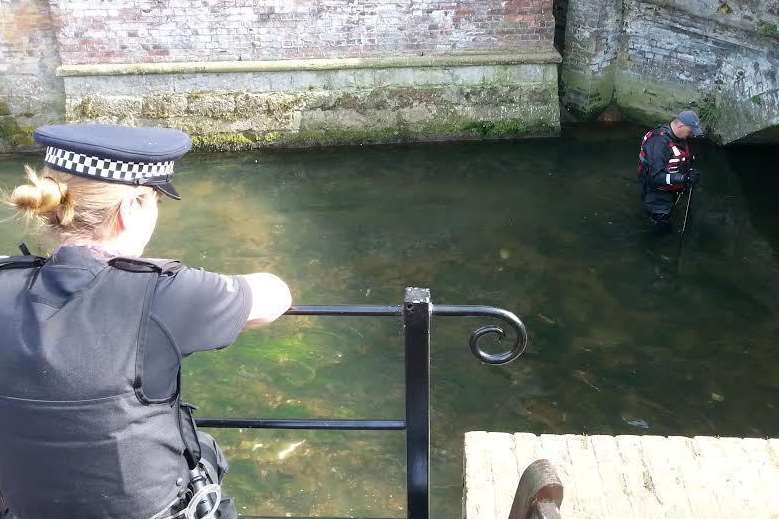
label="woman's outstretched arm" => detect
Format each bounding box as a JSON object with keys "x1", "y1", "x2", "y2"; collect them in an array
[{"x1": 240, "y1": 273, "x2": 292, "y2": 329}]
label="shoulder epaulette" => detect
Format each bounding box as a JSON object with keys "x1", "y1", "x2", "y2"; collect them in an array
[
  {"x1": 0, "y1": 255, "x2": 47, "y2": 270},
  {"x1": 108, "y1": 257, "x2": 184, "y2": 276}
]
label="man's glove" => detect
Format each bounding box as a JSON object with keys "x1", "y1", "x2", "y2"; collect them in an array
[{"x1": 669, "y1": 171, "x2": 700, "y2": 185}]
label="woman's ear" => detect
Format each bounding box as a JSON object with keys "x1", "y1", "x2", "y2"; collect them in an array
[{"x1": 117, "y1": 195, "x2": 138, "y2": 233}]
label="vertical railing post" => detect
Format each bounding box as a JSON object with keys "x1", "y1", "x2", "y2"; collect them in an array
[{"x1": 404, "y1": 287, "x2": 431, "y2": 519}]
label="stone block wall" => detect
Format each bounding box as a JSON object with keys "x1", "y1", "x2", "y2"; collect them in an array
[
  {"x1": 0, "y1": 0, "x2": 560, "y2": 152},
  {"x1": 616, "y1": 0, "x2": 778, "y2": 143},
  {"x1": 560, "y1": 0, "x2": 779, "y2": 143},
  {"x1": 0, "y1": 0, "x2": 64, "y2": 153},
  {"x1": 559, "y1": 0, "x2": 622, "y2": 118},
  {"x1": 62, "y1": 59, "x2": 560, "y2": 150}
]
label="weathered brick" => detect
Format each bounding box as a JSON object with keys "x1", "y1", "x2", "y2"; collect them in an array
[{"x1": 45, "y1": 0, "x2": 552, "y2": 65}]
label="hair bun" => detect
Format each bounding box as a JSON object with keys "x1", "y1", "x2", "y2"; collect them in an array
[{"x1": 10, "y1": 166, "x2": 68, "y2": 216}]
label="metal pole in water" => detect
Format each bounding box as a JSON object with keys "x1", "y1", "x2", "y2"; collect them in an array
[
  {"x1": 675, "y1": 183, "x2": 695, "y2": 275},
  {"x1": 681, "y1": 182, "x2": 695, "y2": 236},
  {"x1": 404, "y1": 287, "x2": 431, "y2": 519}
]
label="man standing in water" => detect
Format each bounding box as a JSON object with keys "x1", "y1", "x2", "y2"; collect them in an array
[{"x1": 637, "y1": 110, "x2": 703, "y2": 231}]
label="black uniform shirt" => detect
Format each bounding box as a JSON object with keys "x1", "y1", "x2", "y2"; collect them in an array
[
  {"x1": 146, "y1": 253, "x2": 253, "y2": 399},
  {"x1": 29, "y1": 246, "x2": 252, "y2": 400}
]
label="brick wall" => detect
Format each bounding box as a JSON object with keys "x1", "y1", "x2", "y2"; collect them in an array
[
  {"x1": 49, "y1": 0, "x2": 555, "y2": 65},
  {"x1": 0, "y1": 0, "x2": 64, "y2": 152}
]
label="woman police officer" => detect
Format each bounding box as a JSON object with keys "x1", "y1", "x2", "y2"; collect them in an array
[{"x1": 0, "y1": 124, "x2": 292, "y2": 519}]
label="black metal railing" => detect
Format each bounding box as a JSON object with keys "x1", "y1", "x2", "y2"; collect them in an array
[{"x1": 196, "y1": 287, "x2": 528, "y2": 519}]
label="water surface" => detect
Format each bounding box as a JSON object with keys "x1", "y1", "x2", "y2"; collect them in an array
[{"x1": 2, "y1": 125, "x2": 778, "y2": 517}]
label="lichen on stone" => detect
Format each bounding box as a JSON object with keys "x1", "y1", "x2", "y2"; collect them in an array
[
  {"x1": 70, "y1": 95, "x2": 142, "y2": 120},
  {"x1": 142, "y1": 94, "x2": 188, "y2": 119},
  {"x1": 191, "y1": 131, "x2": 258, "y2": 152},
  {"x1": 757, "y1": 22, "x2": 778, "y2": 39},
  {"x1": 0, "y1": 116, "x2": 35, "y2": 146}
]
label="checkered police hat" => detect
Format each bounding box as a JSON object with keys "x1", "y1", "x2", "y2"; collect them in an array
[{"x1": 33, "y1": 124, "x2": 192, "y2": 200}]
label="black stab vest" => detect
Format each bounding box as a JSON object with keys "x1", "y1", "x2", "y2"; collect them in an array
[{"x1": 0, "y1": 253, "x2": 190, "y2": 519}]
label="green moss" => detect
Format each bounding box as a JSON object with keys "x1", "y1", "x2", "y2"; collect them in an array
[
  {"x1": 462, "y1": 119, "x2": 528, "y2": 137},
  {"x1": 287, "y1": 116, "x2": 557, "y2": 147},
  {"x1": 612, "y1": 73, "x2": 705, "y2": 128},
  {"x1": 261, "y1": 131, "x2": 282, "y2": 144},
  {"x1": 186, "y1": 90, "x2": 210, "y2": 101},
  {"x1": 16, "y1": 127, "x2": 34, "y2": 146},
  {"x1": 186, "y1": 116, "x2": 559, "y2": 151},
  {"x1": 142, "y1": 94, "x2": 187, "y2": 118},
  {"x1": 461, "y1": 119, "x2": 558, "y2": 138},
  {"x1": 0, "y1": 116, "x2": 35, "y2": 147},
  {"x1": 757, "y1": 22, "x2": 778, "y2": 38},
  {"x1": 330, "y1": 82, "x2": 554, "y2": 114},
  {"x1": 564, "y1": 98, "x2": 612, "y2": 121},
  {"x1": 287, "y1": 126, "x2": 410, "y2": 147},
  {"x1": 491, "y1": 66, "x2": 516, "y2": 86},
  {"x1": 560, "y1": 69, "x2": 615, "y2": 121},
  {"x1": 330, "y1": 87, "x2": 443, "y2": 112},
  {"x1": 73, "y1": 97, "x2": 101, "y2": 119},
  {"x1": 750, "y1": 95, "x2": 763, "y2": 106},
  {"x1": 180, "y1": 78, "x2": 560, "y2": 150},
  {"x1": 262, "y1": 94, "x2": 305, "y2": 123},
  {"x1": 191, "y1": 132, "x2": 259, "y2": 152},
  {"x1": 0, "y1": 100, "x2": 10, "y2": 116},
  {"x1": 0, "y1": 116, "x2": 16, "y2": 136}
]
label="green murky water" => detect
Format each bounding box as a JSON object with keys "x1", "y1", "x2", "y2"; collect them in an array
[{"x1": 2, "y1": 125, "x2": 779, "y2": 518}]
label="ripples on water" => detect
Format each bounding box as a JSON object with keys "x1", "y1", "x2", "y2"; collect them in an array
[{"x1": 2, "y1": 124, "x2": 778, "y2": 517}]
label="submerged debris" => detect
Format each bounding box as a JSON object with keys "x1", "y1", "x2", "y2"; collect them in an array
[
  {"x1": 277, "y1": 440, "x2": 306, "y2": 461},
  {"x1": 622, "y1": 416, "x2": 650, "y2": 430}
]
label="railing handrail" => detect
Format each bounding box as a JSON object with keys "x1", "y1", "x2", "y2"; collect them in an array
[
  {"x1": 196, "y1": 289, "x2": 528, "y2": 519},
  {"x1": 286, "y1": 303, "x2": 528, "y2": 364}
]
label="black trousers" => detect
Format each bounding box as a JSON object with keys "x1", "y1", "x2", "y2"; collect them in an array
[
  {"x1": 641, "y1": 180, "x2": 683, "y2": 231},
  {"x1": 197, "y1": 431, "x2": 238, "y2": 519},
  {"x1": 641, "y1": 183, "x2": 672, "y2": 217}
]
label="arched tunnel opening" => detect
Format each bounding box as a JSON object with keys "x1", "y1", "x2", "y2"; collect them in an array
[{"x1": 732, "y1": 124, "x2": 779, "y2": 146}]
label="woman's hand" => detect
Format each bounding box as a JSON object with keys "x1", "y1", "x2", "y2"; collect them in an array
[{"x1": 240, "y1": 273, "x2": 292, "y2": 329}]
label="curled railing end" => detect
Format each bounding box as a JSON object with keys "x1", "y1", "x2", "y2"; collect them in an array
[
  {"x1": 469, "y1": 318, "x2": 528, "y2": 365},
  {"x1": 434, "y1": 305, "x2": 528, "y2": 365}
]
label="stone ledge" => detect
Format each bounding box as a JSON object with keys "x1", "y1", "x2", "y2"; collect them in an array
[
  {"x1": 464, "y1": 431, "x2": 779, "y2": 518},
  {"x1": 57, "y1": 50, "x2": 562, "y2": 78}
]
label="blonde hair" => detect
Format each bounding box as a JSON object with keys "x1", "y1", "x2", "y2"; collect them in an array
[{"x1": 6, "y1": 165, "x2": 153, "y2": 243}]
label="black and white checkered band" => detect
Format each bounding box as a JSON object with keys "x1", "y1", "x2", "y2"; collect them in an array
[{"x1": 44, "y1": 146, "x2": 174, "y2": 184}]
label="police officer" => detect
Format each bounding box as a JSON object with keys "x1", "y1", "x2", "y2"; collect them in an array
[
  {"x1": 637, "y1": 110, "x2": 704, "y2": 231},
  {"x1": 0, "y1": 124, "x2": 292, "y2": 519}
]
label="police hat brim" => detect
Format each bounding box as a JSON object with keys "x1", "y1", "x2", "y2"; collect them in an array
[
  {"x1": 34, "y1": 124, "x2": 191, "y2": 200},
  {"x1": 154, "y1": 182, "x2": 181, "y2": 201}
]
